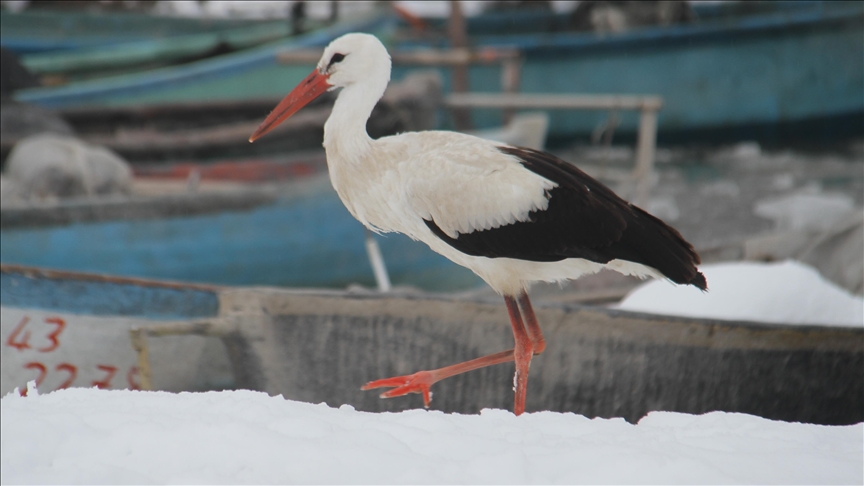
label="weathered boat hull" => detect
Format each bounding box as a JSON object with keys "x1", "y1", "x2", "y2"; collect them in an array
[
  {"x1": 0, "y1": 266, "x2": 227, "y2": 396},
  {"x1": 2, "y1": 265, "x2": 861, "y2": 425},
  {"x1": 211, "y1": 287, "x2": 863, "y2": 425},
  {"x1": 12, "y1": 12, "x2": 390, "y2": 108},
  {"x1": 404, "y1": 1, "x2": 864, "y2": 142},
  {"x1": 0, "y1": 177, "x2": 482, "y2": 292},
  {"x1": 14, "y1": 3, "x2": 862, "y2": 144},
  {"x1": 0, "y1": 9, "x2": 281, "y2": 54}
]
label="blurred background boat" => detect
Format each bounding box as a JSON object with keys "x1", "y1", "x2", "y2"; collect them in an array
[
  {"x1": 411, "y1": 0, "x2": 864, "y2": 144},
  {"x1": 9, "y1": 1, "x2": 862, "y2": 147},
  {"x1": 1, "y1": 6, "x2": 292, "y2": 55},
  {"x1": 0, "y1": 171, "x2": 482, "y2": 291}
]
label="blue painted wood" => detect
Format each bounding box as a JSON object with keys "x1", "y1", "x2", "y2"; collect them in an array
[
  {"x1": 396, "y1": 1, "x2": 863, "y2": 139},
  {"x1": 0, "y1": 271, "x2": 219, "y2": 320},
  {"x1": 0, "y1": 9, "x2": 281, "y2": 54},
  {"x1": 0, "y1": 188, "x2": 483, "y2": 292},
  {"x1": 13, "y1": 2, "x2": 860, "y2": 139},
  {"x1": 13, "y1": 13, "x2": 392, "y2": 107}
]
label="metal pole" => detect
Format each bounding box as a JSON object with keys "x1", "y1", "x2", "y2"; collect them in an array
[{"x1": 365, "y1": 229, "x2": 391, "y2": 292}]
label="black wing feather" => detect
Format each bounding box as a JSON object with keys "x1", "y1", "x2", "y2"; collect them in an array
[{"x1": 425, "y1": 146, "x2": 706, "y2": 290}]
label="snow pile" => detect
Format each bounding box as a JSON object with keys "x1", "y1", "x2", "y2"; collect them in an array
[
  {"x1": 2, "y1": 387, "x2": 861, "y2": 484},
  {"x1": 618, "y1": 261, "x2": 863, "y2": 327}
]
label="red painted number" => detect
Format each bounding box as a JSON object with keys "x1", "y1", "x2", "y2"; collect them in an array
[
  {"x1": 19, "y1": 362, "x2": 137, "y2": 392},
  {"x1": 5, "y1": 316, "x2": 66, "y2": 352},
  {"x1": 55, "y1": 363, "x2": 78, "y2": 389},
  {"x1": 6, "y1": 316, "x2": 32, "y2": 351},
  {"x1": 92, "y1": 365, "x2": 117, "y2": 389},
  {"x1": 24, "y1": 362, "x2": 47, "y2": 387},
  {"x1": 38, "y1": 317, "x2": 66, "y2": 353}
]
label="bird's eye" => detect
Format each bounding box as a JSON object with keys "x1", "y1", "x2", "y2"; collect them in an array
[{"x1": 327, "y1": 53, "x2": 346, "y2": 68}]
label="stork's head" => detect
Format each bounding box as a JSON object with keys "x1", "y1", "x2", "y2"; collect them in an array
[
  {"x1": 249, "y1": 33, "x2": 391, "y2": 142},
  {"x1": 320, "y1": 33, "x2": 391, "y2": 89}
]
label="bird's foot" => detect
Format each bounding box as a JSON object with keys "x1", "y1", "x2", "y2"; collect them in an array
[{"x1": 361, "y1": 371, "x2": 436, "y2": 407}]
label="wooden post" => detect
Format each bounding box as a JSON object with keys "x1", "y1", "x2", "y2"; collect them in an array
[
  {"x1": 448, "y1": 0, "x2": 471, "y2": 130},
  {"x1": 443, "y1": 93, "x2": 662, "y2": 200},
  {"x1": 500, "y1": 55, "x2": 523, "y2": 125},
  {"x1": 129, "y1": 328, "x2": 153, "y2": 391},
  {"x1": 633, "y1": 107, "x2": 658, "y2": 206}
]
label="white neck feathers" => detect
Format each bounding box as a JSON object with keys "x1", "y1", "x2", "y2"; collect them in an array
[{"x1": 322, "y1": 70, "x2": 389, "y2": 165}]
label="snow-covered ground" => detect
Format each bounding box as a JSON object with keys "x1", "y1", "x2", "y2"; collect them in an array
[
  {"x1": 2, "y1": 385, "x2": 861, "y2": 485},
  {"x1": 618, "y1": 260, "x2": 863, "y2": 327}
]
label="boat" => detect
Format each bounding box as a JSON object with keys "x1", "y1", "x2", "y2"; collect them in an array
[
  {"x1": 401, "y1": 0, "x2": 864, "y2": 144},
  {"x1": 2, "y1": 264, "x2": 860, "y2": 425},
  {"x1": 0, "y1": 173, "x2": 482, "y2": 292},
  {"x1": 0, "y1": 265, "x2": 227, "y2": 395},
  {"x1": 39, "y1": 70, "x2": 443, "y2": 163},
  {"x1": 15, "y1": 2, "x2": 860, "y2": 145},
  {"x1": 0, "y1": 8, "x2": 288, "y2": 54},
  {"x1": 18, "y1": 19, "x2": 299, "y2": 83},
  {"x1": 12, "y1": 10, "x2": 392, "y2": 108}
]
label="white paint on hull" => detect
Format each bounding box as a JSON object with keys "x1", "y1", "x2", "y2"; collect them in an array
[{"x1": 0, "y1": 307, "x2": 231, "y2": 396}]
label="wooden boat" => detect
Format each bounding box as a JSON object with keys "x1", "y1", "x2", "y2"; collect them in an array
[
  {"x1": 0, "y1": 173, "x2": 482, "y2": 292},
  {"x1": 18, "y1": 19, "x2": 299, "y2": 83},
  {"x1": 0, "y1": 8, "x2": 284, "y2": 54},
  {"x1": 12, "y1": 11, "x2": 391, "y2": 108},
  {"x1": 402, "y1": 1, "x2": 864, "y2": 143},
  {"x1": 0, "y1": 265, "x2": 228, "y2": 395},
  {"x1": 16, "y1": 2, "x2": 859, "y2": 145},
  {"x1": 1, "y1": 264, "x2": 861, "y2": 426}
]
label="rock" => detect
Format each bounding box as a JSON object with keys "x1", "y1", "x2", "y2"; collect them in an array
[
  {"x1": 0, "y1": 175, "x2": 26, "y2": 205},
  {"x1": 1, "y1": 101, "x2": 75, "y2": 164},
  {"x1": 5, "y1": 134, "x2": 132, "y2": 200}
]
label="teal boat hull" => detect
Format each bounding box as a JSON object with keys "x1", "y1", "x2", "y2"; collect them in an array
[
  {"x1": 0, "y1": 182, "x2": 482, "y2": 292},
  {"x1": 402, "y1": 1, "x2": 864, "y2": 142},
  {"x1": 13, "y1": 2, "x2": 862, "y2": 142}
]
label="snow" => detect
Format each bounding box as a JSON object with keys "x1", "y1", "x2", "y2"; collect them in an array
[
  {"x1": 754, "y1": 191, "x2": 858, "y2": 232},
  {"x1": 618, "y1": 260, "x2": 864, "y2": 327},
  {"x1": 2, "y1": 386, "x2": 861, "y2": 485}
]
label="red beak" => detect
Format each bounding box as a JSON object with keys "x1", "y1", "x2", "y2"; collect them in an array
[{"x1": 249, "y1": 69, "x2": 331, "y2": 143}]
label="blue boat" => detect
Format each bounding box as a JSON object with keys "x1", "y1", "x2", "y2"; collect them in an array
[
  {"x1": 0, "y1": 176, "x2": 482, "y2": 292},
  {"x1": 0, "y1": 8, "x2": 286, "y2": 54},
  {"x1": 13, "y1": 1, "x2": 863, "y2": 143},
  {"x1": 12, "y1": 10, "x2": 392, "y2": 108},
  {"x1": 402, "y1": 0, "x2": 864, "y2": 143}
]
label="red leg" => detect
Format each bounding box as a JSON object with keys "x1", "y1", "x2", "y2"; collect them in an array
[
  {"x1": 361, "y1": 349, "x2": 514, "y2": 408},
  {"x1": 506, "y1": 294, "x2": 534, "y2": 416},
  {"x1": 362, "y1": 292, "x2": 541, "y2": 416},
  {"x1": 518, "y1": 291, "x2": 545, "y2": 355}
]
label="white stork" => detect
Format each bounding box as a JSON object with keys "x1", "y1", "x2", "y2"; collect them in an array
[{"x1": 250, "y1": 33, "x2": 706, "y2": 416}]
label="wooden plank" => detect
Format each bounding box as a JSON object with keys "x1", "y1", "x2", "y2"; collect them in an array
[
  {"x1": 445, "y1": 93, "x2": 664, "y2": 111},
  {"x1": 276, "y1": 47, "x2": 522, "y2": 66}
]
